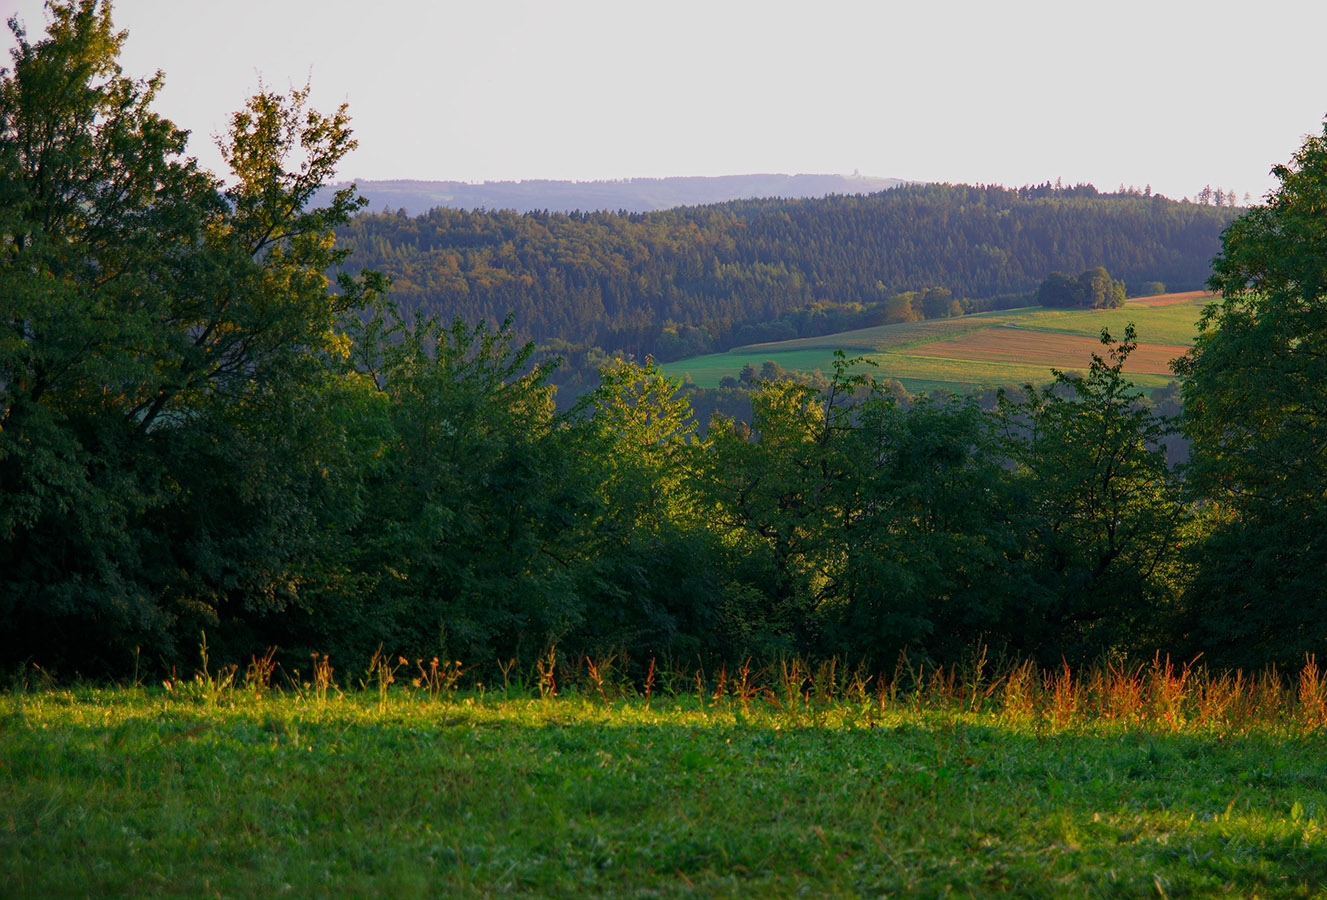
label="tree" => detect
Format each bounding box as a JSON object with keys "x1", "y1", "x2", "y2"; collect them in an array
[
  {"x1": 705, "y1": 369, "x2": 838, "y2": 658},
  {"x1": 920, "y1": 287, "x2": 958, "y2": 319},
  {"x1": 0, "y1": 1, "x2": 379, "y2": 672},
  {"x1": 287, "y1": 311, "x2": 584, "y2": 669},
  {"x1": 1035, "y1": 271, "x2": 1085, "y2": 307},
  {"x1": 1174, "y1": 117, "x2": 1327, "y2": 667},
  {"x1": 1035, "y1": 267, "x2": 1125, "y2": 309},
  {"x1": 1078, "y1": 266, "x2": 1126, "y2": 309},
  {"x1": 1000, "y1": 326, "x2": 1186, "y2": 663},
  {"x1": 564, "y1": 359, "x2": 722, "y2": 661},
  {"x1": 828, "y1": 393, "x2": 1018, "y2": 666},
  {"x1": 705, "y1": 354, "x2": 1018, "y2": 667}
]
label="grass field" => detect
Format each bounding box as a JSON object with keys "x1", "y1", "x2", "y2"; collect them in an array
[
  {"x1": 6, "y1": 652, "x2": 1327, "y2": 898},
  {"x1": 666, "y1": 292, "x2": 1216, "y2": 395}
]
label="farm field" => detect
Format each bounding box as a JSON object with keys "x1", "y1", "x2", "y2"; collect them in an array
[
  {"x1": 667, "y1": 292, "x2": 1215, "y2": 395},
  {"x1": 5, "y1": 654, "x2": 1327, "y2": 899}
]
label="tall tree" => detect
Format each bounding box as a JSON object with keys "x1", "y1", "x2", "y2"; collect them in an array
[
  {"x1": 705, "y1": 355, "x2": 1017, "y2": 665},
  {"x1": 1000, "y1": 327, "x2": 1186, "y2": 662},
  {"x1": 0, "y1": 1, "x2": 377, "y2": 671},
  {"x1": 285, "y1": 309, "x2": 589, "y2": 668},
  {"x1": 564, "y1": 359, "x2": 723, "y2": 660},
  {"x1": 1174, "y1": 117, "x2": 1327, "y2": 667}
]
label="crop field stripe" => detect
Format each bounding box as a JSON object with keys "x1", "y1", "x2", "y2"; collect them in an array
[
  {"x1": 913, "y1": 329, "x2": 1191, "y2": 376},
  {"x1": 665, "y1": 294, "x2": 1210, "y2": 389},
  {"x1": 1126, "y1": 290, "x2": 1216, "y2": 307}
]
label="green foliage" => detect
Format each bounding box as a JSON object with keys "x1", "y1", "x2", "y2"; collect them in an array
[
  {"x1": 564, "y1": 359, "x2": 724, "y2": 661},
  {"x1": 294, "y1": 309, "x2": 583, "y2": 668},
  {"x1": 1175, "y1": 116, "x2": 1327, "y2": 668},
  {"x1": 0, "y1": 0, "x2": 216, "y2": 667},
  {"x1": 0, "y1": 1, "x2": 378, "y2": 671},
  {"x1": 1079, "y1": 266, "x2": 1128, "y2": 308},
  {"x1": 705, "y1": 367, "x2": 851, "y2": 656},
  {"x1": 999, "y1": 326, "x2": 1186, "y2": 662},
  {"x1": 827, "y1": 393, "x2": 1019, "y2": 665},
  {"x1": 705, "y1": 355, "x2": 1020, "y2": 664},
  {"x1": 1035, "y1": 266, "x2": 1127, "y2": 308},
  {"x1": 7, "y1": 3, "x2": 1317, "y2": 681}
]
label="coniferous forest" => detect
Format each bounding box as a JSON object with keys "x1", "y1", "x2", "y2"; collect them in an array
[
  {"x1": 5, "y1": 1, "x2": 1326, "y2": 683},
  {"x1": 339, "y1": 182, "x2": 1236, "y2": 367}
]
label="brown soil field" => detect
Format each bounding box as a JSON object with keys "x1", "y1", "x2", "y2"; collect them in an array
[
  {"x1": 1126, "y1": 290, "x2": 1216, "y2": 307},
  {"x1": 915, "y1": 326, "x2": 1190, "y2": 376}
]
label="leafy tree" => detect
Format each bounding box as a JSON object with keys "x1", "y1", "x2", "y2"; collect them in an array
[
  {"x1": 1078, "y1": 266, "x2": 1126, "y2": 309},
  {"x1": 827, "y1": 393, "x2": 1018, "y2": 666},
  {"x1": 0, "y1": 1, "x2": 378, "y2": 671},
  {"x1": 1174, "y1": 117, "x2": 1327, "y2": 667},
  {"x1": 1035, "y1": 271, "x2": 1085, "y2": 307},
  {"x1": 920, "y1": 287, "x2": 961, "y2": 319},
  {"x1": 564, "y1": 359, "x2": 723, "y2": 661},
  {"x1": 0, "y1": 1, "x2": 216, "y2": 666},
  {"x1": 704, "y1": 362, "x2": 865, "y2": 657},
  {"x1": 705, "y1": 356, "x2": 1017, "y2": 666},
  {"x1": 1000, "y1": 326, "x2": 1186, "y2": 663},
  {"x1": 1034, "y1": 267, "x2": 1125, "y2": 309},
  {"x1": 292, "y1": 311, "x2": 584, "y2": 669}
]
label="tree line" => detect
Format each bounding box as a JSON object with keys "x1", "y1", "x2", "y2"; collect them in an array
[{"x1": 3, "y1": 2, "x2": 1320, "y2": 680}]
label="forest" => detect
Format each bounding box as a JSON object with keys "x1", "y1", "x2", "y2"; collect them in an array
[
  {"x1": 4, "y1": 1, "x2": 1326, "y2": 684},
  {"x1": 338, "y1": 179, "x2": 1238, "y2": 371}
]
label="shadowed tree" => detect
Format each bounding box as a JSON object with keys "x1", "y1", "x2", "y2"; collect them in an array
[
  {"x1": 1000, "y1": 327, "x2": 1186, "y2": 663},
  {"x1": 0, "y1": 1, "x2": 380, "y2": 671},
  {"x1": 1174, "y1": 117, "x2": 1327, "y2": 668}
]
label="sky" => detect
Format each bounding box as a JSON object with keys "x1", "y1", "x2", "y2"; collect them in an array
[{"x1": 5, "y1": 0, "x2": 1326, "y2": 203}]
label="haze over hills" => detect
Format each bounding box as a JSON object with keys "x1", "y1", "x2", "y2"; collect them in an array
[{"x1": 319, "y1": 173, "x2": 909, "y2": 215}]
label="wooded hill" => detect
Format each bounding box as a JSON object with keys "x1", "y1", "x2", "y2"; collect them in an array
[{"x1": 336, "y1": 183, "x2": 1238, "y2": 362}]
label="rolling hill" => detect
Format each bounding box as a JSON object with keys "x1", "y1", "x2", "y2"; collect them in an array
[
  {"x1": 338, "y1": 183, "x2": 1237, "y2": 364},
  {"x1": 664, "y1": 291, "x2": 1213, "y2": 395}
]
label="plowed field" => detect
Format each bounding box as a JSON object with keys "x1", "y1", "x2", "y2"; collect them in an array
[{"x1": 916, "y1": 326, "x2": 1190, "y2": 376}]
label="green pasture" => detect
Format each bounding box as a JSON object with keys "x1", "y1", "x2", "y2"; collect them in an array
[
  {"x1": 668, "y1": 296, "x2": 1211, "y2": 394},
  {"x1": 5, "y1": 659, "x2": 1327, "y2": 899}
]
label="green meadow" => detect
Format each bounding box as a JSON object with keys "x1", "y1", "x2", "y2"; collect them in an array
[
  {"x1": 6, "y1": 653, "x2": 1327, "y2": 899},
  {"x1": 666, "y1": 294, "x2": 1213, "y2": 395}
]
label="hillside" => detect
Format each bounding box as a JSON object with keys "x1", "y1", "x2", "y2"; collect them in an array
[
  {"x1": 319, "y1": 173, "x2": 908, "y2": 216},
  {"x1": 665, "y1": 292, "x2": 1213, "y2": 395},
  {"x1": 337, "y1": 183, "x2": 1237, "y2": 364}
]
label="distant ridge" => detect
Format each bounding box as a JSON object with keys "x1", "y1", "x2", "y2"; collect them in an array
[
  {"x1": 338, "y1": 182, "x2": 1237, "y2": 365},
  {"x1": 318, "y1": 173, "x2": 909, "y2": 215}
]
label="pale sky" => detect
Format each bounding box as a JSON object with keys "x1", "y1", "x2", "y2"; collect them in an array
[{"x1": 5, "y1": 0, "x2": 1325, "y2": 203}]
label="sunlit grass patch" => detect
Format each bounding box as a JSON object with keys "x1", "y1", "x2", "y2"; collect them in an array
[
  {"x1": 669, "y1": 293, "x2": 1210, "y2": 393},
  {"x1": 4, "y1": 653, "x2": 1327, "y2": 898}
]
